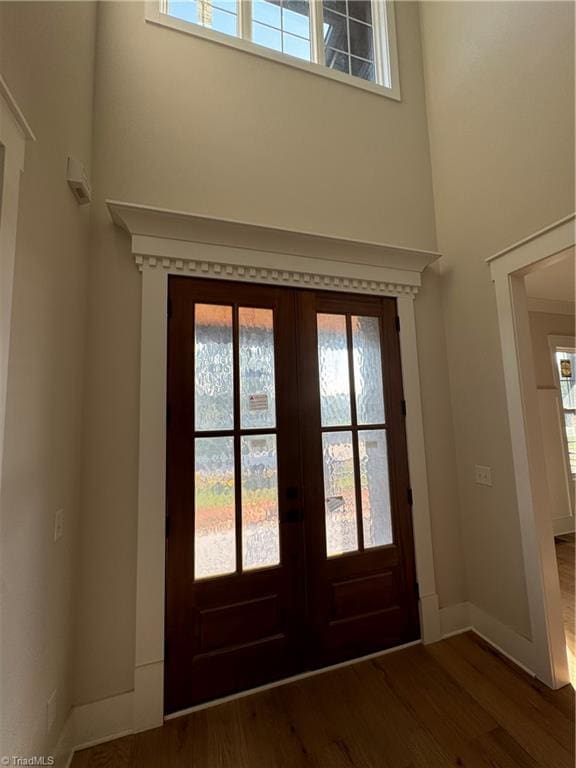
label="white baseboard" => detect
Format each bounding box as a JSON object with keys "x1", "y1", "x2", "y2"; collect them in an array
[
  {"x1": 468, "y1": 603, "x2": 535, "y2": 675},
  {"x1": 553, "y1": 516, "x2": 575, "y2": 536},
  {"x1": 439, "y1": 602, "x2": 472, "y2": 638},
  {"x1": 73, "y1": 691, "x2": 134, "y2": 750},
  {"x1": 53, "y1": 691, "x2": 134, "y2": 767},
  {"x1": 53, "y1": 710, "x2": 75, "y2": 768},
  {"x1": 439, "y1": 601, "x2": 535, "y2": 676}
]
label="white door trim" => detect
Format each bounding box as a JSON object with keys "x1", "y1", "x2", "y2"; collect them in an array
[
  {"x1": 488, "y1": 214, "x2": 575, "y2": 689},
  {"x1": 107, "y1": 200, "x2": 443, "y2": 730},
  {"x1": 0, "y1": 74, "x2": 35, "y2": 534}
]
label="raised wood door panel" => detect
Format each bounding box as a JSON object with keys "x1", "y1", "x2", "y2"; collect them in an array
[
  {"x1": 297, "y1": 290, "x2": 420, "y2": 666},
  {"x1": 165, "y1": 277, "x2": 305, "y2": 713}
]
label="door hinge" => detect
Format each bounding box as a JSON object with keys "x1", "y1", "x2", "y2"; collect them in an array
[
  {"x1": 167, "y1": 298, "x2": 172, "y2": 320},
  {"x1": 407, "y1": 487, "x2": 413, "y2": 507},
  {"x1": 414, "y1": 581, "x2": 420, "y2": 599},
  {"x1": 165, "y1": 640, "x2": 170, "y2": 660},
  {"x1": 395, "y1": 315, "x2": 400, "y2": 333},
  {"x1": 401, "y1": 399, "x2": 407, "y2": 416},
  {"x1": 165, "y1": 515, "x2": 171, "y2": 538}
]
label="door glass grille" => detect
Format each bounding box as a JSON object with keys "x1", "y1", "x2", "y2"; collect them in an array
[
  {"x1": 193, "y1": 304, "x2": 280, "y2": 580},
  {"x1": 317, "y1": 312, "x2": 393, "y2": 557}
]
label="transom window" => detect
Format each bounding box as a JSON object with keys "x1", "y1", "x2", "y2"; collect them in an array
[{"x1": 157, "y1": 0, "x2": 397, "y2": 91}]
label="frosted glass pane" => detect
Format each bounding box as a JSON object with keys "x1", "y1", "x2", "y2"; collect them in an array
[
  {"x1": 241, "y1": 435, "x2": 280, "y2": 571},
  {"x1": 322, "y1": 431, "x2": 358, "y2": 556},
  {"x1": 239, "y1": 308, "x2": 276, "y2": 429},
  {"x1": 195, "y1": 437, "x2": 236, "y2": 579},
  {"x1": 195, "y1": 304, "x2": 234, "y2": 431},
  {"x1": 352, "y1": 316, "x2": 385, "y2": 425},
  {"x1": 317, "y1": 314, "x2": 351, "y2": 427},
  {"x1": 359, "y1": 430, "x2": 392, "y2": 548}
]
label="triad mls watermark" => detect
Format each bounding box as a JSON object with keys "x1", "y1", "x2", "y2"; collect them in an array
[{"x1": 0, "y1": 758, "x2": 54, "y2": 766}]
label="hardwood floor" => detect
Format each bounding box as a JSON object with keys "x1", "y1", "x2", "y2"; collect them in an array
[
  {"x1": 71, "y1": 632, "x2": 574, "y2": 768},
  {"x1": 555, "y1": 533, "x2": 575, "y2": 684}
]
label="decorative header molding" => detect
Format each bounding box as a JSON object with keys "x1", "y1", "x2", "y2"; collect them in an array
[
  {"x1": 133, "y1": 252, "x2": 419, "y2": 296},
  {"x1": 107, "y1": 200, "x2": 441, "y2": 297},
  {"x1": 487, "y1": 214, "x2": 575, "y2": 281}
]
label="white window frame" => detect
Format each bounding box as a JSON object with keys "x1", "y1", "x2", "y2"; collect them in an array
[
  {"x1": 145, "y1": 0, "x2": 400, "y2": 100},
  {"x1": 548, "y1": 335, "x2": 576, "y2": 481}
]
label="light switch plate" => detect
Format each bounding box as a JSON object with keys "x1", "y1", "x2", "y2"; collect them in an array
[
  {"x1": 475, "y1": 465, "x2": 492, "y2": 487},
  {"x1": 54, "y1": 508, "x2": 64, "y2": 542}
]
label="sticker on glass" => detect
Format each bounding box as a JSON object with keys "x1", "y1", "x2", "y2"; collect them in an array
[
  {"x1": 248, "y1": 394, "x2": 269, "y2": 411},
  {"x1": 326, "y1": 495, "x2": 345, "y2": 513}
]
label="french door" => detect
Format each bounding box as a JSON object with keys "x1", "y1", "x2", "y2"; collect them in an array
[{"x1": 165, "y1": 277, "x2": 419, "y2": 714}]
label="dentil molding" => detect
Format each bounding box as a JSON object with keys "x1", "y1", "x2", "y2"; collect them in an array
[{"x1": 107, "y1": 200, "x2": 440, "y2": 297}]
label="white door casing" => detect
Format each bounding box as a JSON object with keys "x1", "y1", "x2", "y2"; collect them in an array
[
  {"x1": 107, "y1": 200, "x2": 442, "y2": 730},
  {"x1": 488, "y1": 215, "x2": 575, "y2": 689},
  {"x1": 0, "y1": 76, "x2": 34, "y2": 506}
]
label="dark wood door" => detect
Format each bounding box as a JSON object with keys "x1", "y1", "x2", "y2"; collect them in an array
[
  {"x1": 297, "y1": 291, "x2": 420, "y2": 667},
  {"x1": 165, "y1": 278, "x2": 419, "y2": 714},
  {"x1": 165, "y1": 277, "x2": 305, "y2": 714}
]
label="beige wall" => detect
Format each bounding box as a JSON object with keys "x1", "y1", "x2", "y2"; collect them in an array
[
  {"x1": 0, "y1": 1, "x2": 96, "y2": 756},
  {"x1": 73, "y1": 0, "x2": 465, "y2": 704},
  {"x1": 420, "y1": 1, "x2": 575, "y2": 637}
]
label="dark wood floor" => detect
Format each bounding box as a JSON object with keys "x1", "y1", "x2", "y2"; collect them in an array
[
  {"x1": 72, "y1": 632, "x2": 574, "y2": 768},
  {"x1": 555, "y1": 532, "x2": 575, "y2": 684}
]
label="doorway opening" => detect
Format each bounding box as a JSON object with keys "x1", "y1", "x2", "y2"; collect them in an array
[
  {"x1": 165, "y1": 276, "x2": 420, "y2": 713},
  {"x1": 525, "y1": 251, "x2": 575, "y2": 684},
  {"x1": 489, "y1": 218, "x2": 574, "y2": 691}
]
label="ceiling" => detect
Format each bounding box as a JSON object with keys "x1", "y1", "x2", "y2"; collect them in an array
[{"x1": 525, "y1": 247, "x2": 575, "y2": 303}]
